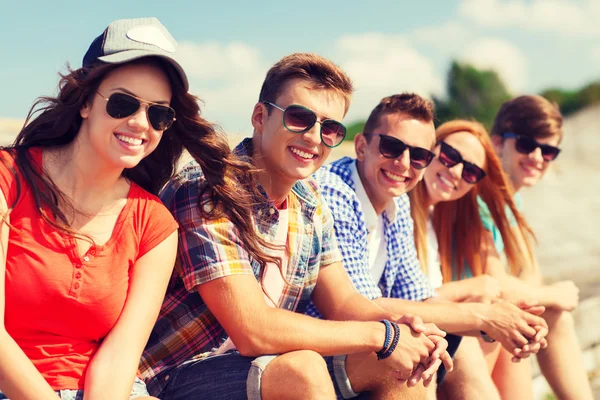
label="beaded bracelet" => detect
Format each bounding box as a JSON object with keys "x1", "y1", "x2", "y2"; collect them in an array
[
  {"x1": 377, "y1": 321, "x2": 401, "y2": 360},
  {"x1": 376, "y1": 320, "x2": 393, "y2": 360}
]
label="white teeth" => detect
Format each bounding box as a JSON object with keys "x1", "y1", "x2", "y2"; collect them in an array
[
  {"x1": 115, "y1": 134, "x2": 143, "y2": 146},
  {"x1": 439, "y1": 175, "x2": 454, "y2": 188},
  {"x1": 290, "y1": 147, "x2": 315, "y2": 159},
  {"x1": 383, "y1": 170, "x2": 407, "y2": 182}
]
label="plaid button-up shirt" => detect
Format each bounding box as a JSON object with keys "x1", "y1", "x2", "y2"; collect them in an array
[
  {"x1": 140, "y1": 139, "x2": 342, "y2": 394},
  {"x1": 305, "y1": 157, "x2": 435, "y2": 319}
]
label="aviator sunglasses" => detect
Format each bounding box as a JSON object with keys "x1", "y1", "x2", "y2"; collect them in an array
[
  {"x1": 363, "y1": 133, "x2": 435, "y2": 169},
  {"x1": 262, "y1": 101, "x2": 346, "y2": 148},
  {"x1": 96, "y1": 92, "x2": 176, "y2": 131},
  {"x1": 502, "y1": 132, "x2": 561, "y2": 161},
  {"x1": 438, "y1": 142, "x2": 487, "y2": 184}
]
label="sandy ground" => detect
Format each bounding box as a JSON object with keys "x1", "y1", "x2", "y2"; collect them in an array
[{"x1": 2, "y1": 105, "x2": 598, "y2": 300}]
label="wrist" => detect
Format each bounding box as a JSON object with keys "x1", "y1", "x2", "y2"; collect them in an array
[
  {"x1": 367, "y1": 320, "x2": 388, "y2": 353},
  {"x1": 461, "y1": 302, "x2": 487, "y2": 331}
]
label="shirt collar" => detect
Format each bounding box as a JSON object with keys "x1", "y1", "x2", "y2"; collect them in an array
[
  {"x1": 349, "y1": 159, "x2": 398, "y2": 226},
  {"x1": 233, "y1": 138, "x2": 319, "y2": 218}
]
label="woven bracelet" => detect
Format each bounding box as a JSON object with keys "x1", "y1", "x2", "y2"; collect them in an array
[
  {"x1": 378, "y1": 321, "x2": 401, "y2": 360},
  {"x1": 376, "y1": 320, "x2": 393, "y2": 360}
]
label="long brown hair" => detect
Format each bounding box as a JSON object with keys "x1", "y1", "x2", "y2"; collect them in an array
[
  {"x1": 409, "y1": 120, "x2": 536, "y2": 281},
  {"x1": 3, "y1": 57, "x2": 278, "y2": 268}
]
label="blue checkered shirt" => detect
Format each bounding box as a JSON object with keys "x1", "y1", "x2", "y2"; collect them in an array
[{"x1": 305, "y1": 157, "x2": 435, "y2": 318}]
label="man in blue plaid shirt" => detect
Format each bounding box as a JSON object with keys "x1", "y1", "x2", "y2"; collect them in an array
[{"x1": 305, "y1": 94, "x2": 550, "y2": 399}]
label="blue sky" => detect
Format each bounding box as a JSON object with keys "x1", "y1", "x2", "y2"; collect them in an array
[{"x1": 2, "y1": 0, "x2": 600, "y2": 134}]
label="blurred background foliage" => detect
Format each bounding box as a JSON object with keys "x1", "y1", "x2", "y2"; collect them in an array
[{"x1": 344, "y1": 61, "x2": 600, "y2": 141}]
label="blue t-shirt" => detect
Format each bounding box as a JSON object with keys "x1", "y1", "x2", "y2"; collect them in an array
[
  {"x1": 452, "y1": 193, "x2": 523, "y2": 281},
  {"x1": 477, "y1": 193, "x2": 522, "y2": 254}
]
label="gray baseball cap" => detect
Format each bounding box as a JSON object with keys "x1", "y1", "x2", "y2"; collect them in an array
[{"x1": 82, "y1": 17, "x2": 189, "y2": 90}]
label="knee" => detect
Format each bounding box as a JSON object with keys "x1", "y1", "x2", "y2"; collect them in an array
[
  {"x1": 262, "y1": 350, "x2": 334, "y2": 400},
  {"x1": 545, "y1": 308, "x2": 575, "y2": 332}
]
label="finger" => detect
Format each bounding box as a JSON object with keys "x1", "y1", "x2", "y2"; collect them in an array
[
  {"x1": 511, "y1": 331, "x2": 529, "y2": 347},
  {"x1": 430, "y1": 337, "x2": 448, "y2": 360},
  {"x1": 423, "y1": 324, "x2": 446, "y2": 337},
  {"x1": 398, "y1": 314, "x2": 426, "y2": 333},
  {"x1": 518, "y1": 321, "x2": 538, "y2": 338},
  {"x1": 440, "y1": 351, "x2": 453, "y2": 372},
  {"x1": 524, "y1": 305, "x2": 547, "y2": 318},
  {"x1": 534, "y1": 326, "x2": 548, "y2": 342},
  {"x1": 408, "y1": 364, "x2": 426, "y2": 387},
  {"x1": 421, "y1": 336, "x2": 436, "y2": 354},
  {"x1": 515, "y1": 299, "x2": 539, "y2": 309},
  {"x1": 524, "y1": 313, "x2": 548, "y2": 330},
  {"x1": 526, "y1": 341, "x2": 541, "y2": 354},
  {"x1": 540, "y1": 338, "x2": 548, "y2": 349},
  {"x1": 423, "y1": 358, "x2": 443, "y2": 379}
]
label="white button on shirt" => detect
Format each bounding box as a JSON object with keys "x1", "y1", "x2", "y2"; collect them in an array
[{"x1": 349, "y1": 161, "x2": 398, "y2": 284}]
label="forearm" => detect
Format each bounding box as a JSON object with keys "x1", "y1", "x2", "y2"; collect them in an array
[
  {"x1": 232, "y1": 305, "x2": 386, "y2": 357},
  {"x1": 373, "y1": 297, "x2": 485, "y2": 335},
  {"x1": 0, "y1": 330, "x2": 59, "y2": 399},
  {"x1": 83, "y1": 341, "x2": 141, "y2": 400},
  {"x1": 434, "y1": 281, "x2": 475, "y2": 302}
]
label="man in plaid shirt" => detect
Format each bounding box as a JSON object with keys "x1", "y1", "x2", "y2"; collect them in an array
[
  {"x1": 140, "y1": 54, "x2": 452, "y2": 400},
  {"x1": 305, "y1": 94, "x2": 550, "y2": 399}
]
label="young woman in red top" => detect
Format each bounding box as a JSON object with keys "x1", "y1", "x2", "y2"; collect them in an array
[{"x1": 0, "y1": 17, "x2": 265, "y2": 400}]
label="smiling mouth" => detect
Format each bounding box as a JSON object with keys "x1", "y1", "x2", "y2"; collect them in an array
[
  {"x1": 382, "y1": 170, "x2": 408, "y2": 183},
  {"x1": 520, "y1": 162, "x2": 540, "y2": 175},
  {"x1": 438, "y1": 174, "x2": 455, "y2": 190},
  {"x1": 290, "y1": 146, "x2": 317, "y2": 160},
  {"x1": 115, "y1": 134, "x2": 144, "y2": 146}
]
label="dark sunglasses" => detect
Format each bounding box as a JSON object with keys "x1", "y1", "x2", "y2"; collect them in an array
[
  {"x1": 502, "y1": 132, "x2": 561, "y2": 161},
  {"x1": 363, "y1": 133, "x2": 434, "y2": 170},
  {"x1": 438, "y1": 142, "x2": 487, "y2": 184},
  {"x1": 263, "y1": 101, "x2": 346, "y2": 148},
  {"x1": 96, "y1": 92, "x2": 176, "y2": 131}
]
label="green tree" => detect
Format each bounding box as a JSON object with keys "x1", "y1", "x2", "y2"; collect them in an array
[
  {"x1": 434, "y1": 61, "x2": 511, "y2": 130},
  {"x1": 345, "y1": 120, "x2": 365, "y2": 142}
]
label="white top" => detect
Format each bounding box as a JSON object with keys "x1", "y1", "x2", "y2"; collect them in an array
[
  {"x1": 216, "y1": 202, "x2": 290, "y2": 354},
  {"x1": 350, "y1": 161, "x2": 397, "y2": 284},
  {"x1": 426, "y1": 216, "x2": 444, "y2": 289}
]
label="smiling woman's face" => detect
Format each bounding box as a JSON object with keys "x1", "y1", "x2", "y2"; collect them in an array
[
  {"x1": 79, "y1": 62, "x2": 173, "y2": 170},
  {"x1": 424, "y1": 131, "x2": 486, "y2": 205}
]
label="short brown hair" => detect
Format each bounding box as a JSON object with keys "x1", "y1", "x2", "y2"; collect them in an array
[
  {"x1": 363, "y1": 93, "x2": 435, "y2": 140},
  {"x1": 491, "y1": 95, "x2": 563, "y2": 141},
  {"x1": 258, "y1": 53, "x2": 354, "y2": 114}
]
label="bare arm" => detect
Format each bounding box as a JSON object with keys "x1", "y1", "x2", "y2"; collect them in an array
[
  {"x1": 198, "y1": 265, "x2": 387, "y2": 358},
  {"x1": 83, "y1": 231, "x2": 178, "y2": 400},
  {"x1": 0, "y1": 193, "x2": 60, "y2": 399},
  {"x1": 373, "y1": 296, "x2": 485, "y2": 335}
]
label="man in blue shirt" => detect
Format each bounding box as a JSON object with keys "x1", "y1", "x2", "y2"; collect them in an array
[{"x1": 306, "y1": 93, "x2": 550, "y2": 399}]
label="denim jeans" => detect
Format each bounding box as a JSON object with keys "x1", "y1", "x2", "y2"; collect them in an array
[
  {"x1": 0, "y1": 376, "x2": 149, "y2": 399},
  {"x1": 149, "y1": 351, "x2": 366, "y2": 400}
]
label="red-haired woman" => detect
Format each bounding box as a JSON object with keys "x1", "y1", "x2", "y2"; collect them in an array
[{"x1": 409, "y1": 120, "x2": 544, "y2": 399}]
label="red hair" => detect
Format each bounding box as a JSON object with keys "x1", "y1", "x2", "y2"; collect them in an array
[{"x1": 409, "y1": 120, "x2": 536, "y2": 281}]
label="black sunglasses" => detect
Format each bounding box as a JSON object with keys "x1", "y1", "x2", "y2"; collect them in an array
[
  {"x1": 438, "y1": 142, "x2": 487, "y2": 184},
  {"x1": 96, "y1": 92, "x2": 176, "y2": 131},
  {"x1": 502, "y1": 132, "x2": 561, "y2": 161},
  {"x1": 363, "y1": 133, "x2": 434, "y2": 170},
  {"x1": 263, "y1": 101, "x2": 346, "y2": 148}
]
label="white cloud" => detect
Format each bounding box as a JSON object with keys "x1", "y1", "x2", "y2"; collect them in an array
[
  {"x1": 409, "y1": 21, "x2": 472, "y2": 52},
  {"x1": 177, "y1": 41, "x2": 269, "y2": 134},
  {"x1": 459, "y1": 0, "x2": 600, "y2": 36},
  {"x1": 460, "y1": 37, "x2": 527, "y2": 92},
  {"x1": 334, "y1": 33, "x2": 444, "y2": 123}
]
